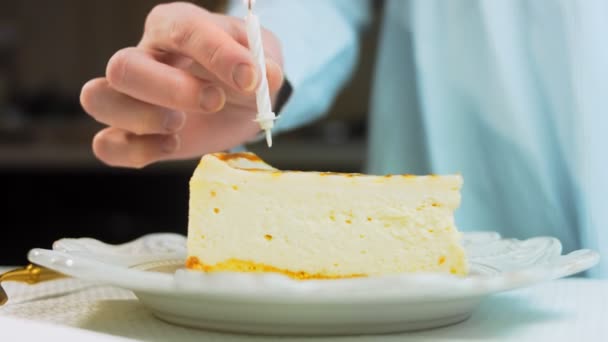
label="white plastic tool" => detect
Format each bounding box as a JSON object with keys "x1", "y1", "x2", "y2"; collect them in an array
[{"x1": 244, "y1": 0, "x2": 276, "y2": 147}]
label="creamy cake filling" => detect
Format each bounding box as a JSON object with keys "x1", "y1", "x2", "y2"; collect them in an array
[{"x1": 187, "y1": 153, "x2": 468, "y2": 279}]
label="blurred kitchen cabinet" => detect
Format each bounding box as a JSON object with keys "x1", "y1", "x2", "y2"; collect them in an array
[{"x1": 4, "y1": 1, "x2": 223, "y2": 94}]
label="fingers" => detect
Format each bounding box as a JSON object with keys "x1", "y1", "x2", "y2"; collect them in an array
[
  {"x1": 84, "y1": 55, "x2": 282, "y2": 137},
  {"x1": 141, "y1": 3, "x2": 258, "y2": 93},
  {"x1": 84, "y1": 2, "x2": 287, "y2": 169},
  {"x1": 209, "y1": 13, "x2": 285, "y2": 71},
  {"x1": 106, "y1": 48, "x2": 225, "y2": 113},
  {"x1": 81, "y1": 78, "x2": 186, "y2": 135},
  {"x1": 187, "y1": 58, "x2": 284, "y2": 107},
  {"x1": 92, "y1": 127, "x2": 180, "y2": 169},
  {"x1": 91, "y1": 103, "x2": 261, "y2": 168}
]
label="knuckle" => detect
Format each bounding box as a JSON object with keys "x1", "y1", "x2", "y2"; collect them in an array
[
  {"x1": 167, "y1": 14, "x2": 198, "y2": 50},
  {"x1": 106, "y1": 48, "x2": 135, "y2": 87},
  {"x1": 224, "y1": 15, "x2": 244, "y2": 40},
  {"x1": 164, "y1": 74, "x2": 194, "y2": 109},
  {"x1": 146, "y1": 3, "x2": 168, "y2": 25},
  {"x1": 146, "y1": 2, "x2": 202, "y2": 36},
  {"x1": 144, "y1": 4, "x2": 165, "y2": 37},
  {"x1": 147, "y1": 3, "x2": 182, "y2": 29},
  {"x1": 206, "y1": 41, "x2": 225, "y2": 69}
]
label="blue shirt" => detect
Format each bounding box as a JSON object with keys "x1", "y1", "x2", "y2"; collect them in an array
[{"x1": 230, "y1": 0, "x2": 608, "y2": 278}]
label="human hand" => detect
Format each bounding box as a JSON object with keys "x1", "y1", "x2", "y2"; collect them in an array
[{"x1": 80, "y1": 2, "x2": 284, "y2": 168}]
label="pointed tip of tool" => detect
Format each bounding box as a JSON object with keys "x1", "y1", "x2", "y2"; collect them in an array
[{"x1": 265, "y1": 130, "x2": 272, "y2": 148}]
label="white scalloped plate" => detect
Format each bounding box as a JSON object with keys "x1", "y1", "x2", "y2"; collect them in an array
[{"x1": 27, "y1": 232, "x2": 599, "y2": 336}]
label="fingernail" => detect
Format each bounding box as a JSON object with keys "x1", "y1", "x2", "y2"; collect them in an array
[
  {"x1": 163, "y1": 111, "x2": 185, "y2": 133},
  {"x1": 200, "y1": 86, "x2": 225, "y2": 112},
  {"x1": 233, "y1": 63, "x2": 257, "y2": 91},
  {"x1": 161, "y1": 135, "x2": 179, "y2": 154}
]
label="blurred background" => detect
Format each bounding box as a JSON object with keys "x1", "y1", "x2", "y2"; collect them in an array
[{"x1": 0, "y1": 1, "x2": 382, "y2": 264}]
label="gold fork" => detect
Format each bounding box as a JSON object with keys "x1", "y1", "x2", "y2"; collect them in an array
[
  {"x1": 0, "y1": 264, "x2": 66, "y2": 305},
  {"x1": 0, "y1": 258, "x2": 184, "y2": 306}
]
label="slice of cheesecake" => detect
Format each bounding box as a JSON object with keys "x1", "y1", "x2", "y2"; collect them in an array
[{"x1": 186, "y1": 152, "x2": 468, "y2": 279}]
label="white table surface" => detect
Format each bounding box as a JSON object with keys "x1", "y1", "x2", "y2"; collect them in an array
[{"x1": 1, "y1": 266, "x2": 606, "y2": 342}]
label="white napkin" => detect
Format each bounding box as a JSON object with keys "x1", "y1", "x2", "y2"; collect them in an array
[{"x1": 0, "y1": 315, "x2": 137, "y2": 341}]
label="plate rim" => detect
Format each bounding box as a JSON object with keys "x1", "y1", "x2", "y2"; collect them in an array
[{"x1": 26, "y1": 231, "x2": 600, "y2": 304}]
